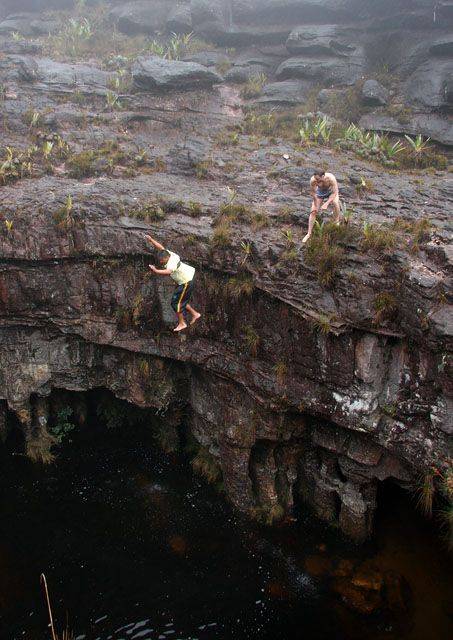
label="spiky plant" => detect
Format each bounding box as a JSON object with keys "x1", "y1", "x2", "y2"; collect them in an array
[
  {"x1": 226, "y1": 273, "x2": 254, "y2": 299},
  {"x1": 416, "y1": 470, "x2": 435, "y2": 518},
  {"x1": 243, "y1": 325, "x2": 260, "y2": 356},
  {"x1": 191, "y1": 447, "x2": 222, "y2": 484},
  {"x1": 273, "y1": 361, "x2": 288, "y2": 385},
  {"x1": 312, "y1": 314, "x2": 332, "y2": 335}
]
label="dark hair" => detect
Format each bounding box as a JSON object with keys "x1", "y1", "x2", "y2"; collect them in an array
[
  {"x1": 157, "y1": 250, "x2": 169, "y2": 263},
  {"x1": 313, "y1": 168, "x2": 325, "y2": 177}
]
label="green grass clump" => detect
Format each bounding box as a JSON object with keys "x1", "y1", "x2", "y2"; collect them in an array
[
  {"x1": 243, "y1": 325, "x2": 260, "y2": 356},
  {"x1": 240, "y1": 73, "x2": 267, "y2": 99},
  {"x1": 129, "y1": 203, "x2": 166, "y2": 222},
  {"x1": 304, "y1": 222, "x2": 347, "y2": 287},
  {"x1": 392, "y1": 217, "x2": 432, "y2": 252},
  {"x1": 361, "y1": 222, "x2": 396, "y2": 253},
  {"x1": 188, "y1": 201, "x2": 203, "y2": 217},
  {"x1": 211, "y1": 222, "x2": 232, "y2": 247},
  {"x1": 191, "y1": 447, "x2": 223, "y2": 485},
  {"x1": 226, "y1": 273, "x2": 254, "y2": 299},
  {"x1": 311, "y1": 314, "x2": 333, "y2": 335},
  {"x1": 251, "y1": 503, "x2": 285, "y2": 526},
  {"x1": 66, "y1": 150, "x2": 96, "y2": 178},
  {"x1": 374, "y1": 292, "x2": 398, "y2": 324}
]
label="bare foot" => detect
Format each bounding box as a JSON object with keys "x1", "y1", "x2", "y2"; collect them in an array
[
  {"x1": 190, "y1": 311, "x2": 201, "y2": 326},
  {"x1": 174, "y1": 322, "x2": 187, "y2": 333},
  {"x1": 302, "y1": 233, "x2": 311, "y2": 244}
]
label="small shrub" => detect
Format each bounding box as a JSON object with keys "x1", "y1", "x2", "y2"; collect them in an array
[
  {"x1": 361, "y1": 222, "x2": 396, "y2": 253},
  {"x1": 240, "y1": 73, "x2": 267, "y2": 99},
  {"x1": 153, "y1": 157, "x2": 167, "y2": 172},
  {"x1": 273, "y1": 361, "x2": 288, "y2": 384},
  {"x1": 50, "y1": 407, "x2": 76, "y2": 443},
  {"x1": 226, "y1": 273, "x2": 254, "y2": 300},
  {"x1": 415, "y1": 470, "x2": 435, "y2": 518},
  {"x1": 191, "y1": 447, "x2": 222, "y2": 484},
  {"x1": 53, "y1": 194, "x2": 74, "y2": 229},
  {"x1": 211, "y1": 222, "x2": 232, "y2": 247},
  {"x1": 0, "y1": 146, "x2": 32, "y2": 185},
  {"x1": 251, "y1": 503, "x2": 285, "y2": 526},
  {"x1": 374, "y1": 292, "x2": 398, "y2": 324},
  {"x1": 243, "y1": 325, "x2": 260, "y2": 356},
  {"x1": 216, "y1": 59, "x2": 232, "y2": 75},
  {"x1": 129, "y1": 203, "x2": 166, "y2": 222},
  {"x1": 304, "y1": 222, "x2": 345, "y2": 287},
  {"x1": 299, "y1": 115, "x2": 332, "y2": 146},
  {"x1": 67, "y1": 151, "x2": 96, "y2": 178},
  {"x1": 251, "y1": 211, "x2": 270, "y2": 230},
  {"x1": 23, "y1": 109, "x2": 43, "y2": 128},
  {"x1": 188, "y1": 201, "x2": 203, "y2": 217},
  {"x1": 195, "y1": 160, "x2": 211, "y2": 179},
  {"x1": 355, "y1": 176, "x2": 374, "y2": 194},
  {"x1": 393, "y1": 217, "x2": 432, "y2": 252},
  {"x1": 312, "y1": 314, "x2": 333, "y2": 335}
]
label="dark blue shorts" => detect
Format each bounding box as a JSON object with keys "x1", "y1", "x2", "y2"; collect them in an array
[
  {"x1": 316, "y1": 188, "x2": 332, "y2": 200},
  {"x1": 171, "y1": 280, "x2": 194, "y2": 317}
]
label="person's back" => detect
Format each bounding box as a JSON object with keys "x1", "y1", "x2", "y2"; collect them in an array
[{"x1": 165, "y1": 251, "x2": 195, "y2": 286}]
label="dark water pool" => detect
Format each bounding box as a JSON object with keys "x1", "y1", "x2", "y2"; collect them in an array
[{"x1": 0, "y1": 424, "x2": 452, "y2": 640}]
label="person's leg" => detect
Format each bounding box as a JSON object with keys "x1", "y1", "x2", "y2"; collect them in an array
[
  {"x1": 171, "y1": 285, "x2": 188, "y2": 332},
  {"x1": 174, "y1": 312, "x2": 187, "y2": 332},
  {"x1": 186, "y1": 304, "x2": 201, "y2": 325},
  {"x1": 303, "y1": 197, "x2": 321, "y2": 243},
  {"x1": 331, "y1": 196, "x2": 342, "y2": 225}
]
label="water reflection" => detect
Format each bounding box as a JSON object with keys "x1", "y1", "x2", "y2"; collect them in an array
[{"x1": 0, "y1": 425, "x2": 451, "y2": 640}]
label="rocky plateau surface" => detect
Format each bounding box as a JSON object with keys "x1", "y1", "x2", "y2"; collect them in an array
[{"x1": 0, "y1": 0, "x2": 452, "y2": 543}]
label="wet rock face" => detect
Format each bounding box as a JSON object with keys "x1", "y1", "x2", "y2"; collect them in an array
[
  {"x1": 0, "y1": 0, "x2": 452, "y2": 544},
  {"x1": 8, "y1": 56, "x2": 115, "y2": 95},
  {"x1": 109, "y1": 1, "x2": 175, "y2": 35},
  {"x1": 132, "y1": 56, "x2": 223, "y2": 91}
]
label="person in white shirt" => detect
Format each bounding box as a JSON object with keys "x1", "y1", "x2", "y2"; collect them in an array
[{"x1": 145, "y1": 234, "x2": 201, "y2": 332}]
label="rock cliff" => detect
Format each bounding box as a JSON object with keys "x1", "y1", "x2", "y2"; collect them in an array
[{"x1": 0, "y1": 0, "x2": 451, "y2": 542}]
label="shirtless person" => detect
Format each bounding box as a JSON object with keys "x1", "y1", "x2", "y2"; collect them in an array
[
  {"x1": 302, "y1": 169, "x2": 342, "y2": 243},
  {"x1": 145, "y1": 234, "x2": 201, "y2": 332}
]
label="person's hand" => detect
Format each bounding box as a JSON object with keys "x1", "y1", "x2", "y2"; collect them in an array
[
  {"x1": 321, "y1": 202, "x2": 329, "y2": 211},
  {"x1": 144, "y1": 234, "x2": 153, "y2": 243},
  {"x1": 149, "y1": 264, "x2": 158, "y2": 273}
]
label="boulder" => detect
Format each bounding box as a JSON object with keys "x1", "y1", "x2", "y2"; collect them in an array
[
  {"x1": 429, "y1": 35, "x2": 453, "y2": 56},
  {"x1": 190, "y1": 0, "x2": 226, "y2": 27},
  {"x1": 276, "y1": 51, "x2": 365, "y2": 85},
  {"x1": 317, "y1": 87, "x2": 347, "y2": 106},
  {"x1": 224, "y1": 52, "x2": 273, "y2": 82},
  {"x1": 232, "y1": 0, "x2": 358, "y2": 25},
  {"x1": 253, "y1": 79, "x2": 312, "y2": 106},
  {"x1": 225, "y1": 64, "x2": 268, "y2": 83},
  {"x1": 132, "y1": 56, "x2": 222, "y2": 91},
  {"x1": 109, "y1": 1, "x2": 171, "y2": 35},
  {"x1": 0, "y1": 12, "x2": 59, "y2": 36},
  {"x1": 165, "y1": 3, "x2": 192, "y2": 34},
  {"x1": 11, "y1": 56, "x2": 114, "y2": 95},
  {"x1": 361, "y1": 79, "x2": 389, "y2": 106},
  {"x1": 183, "y1": 51, "x2": 230, "y2": 69},
  {"x1": 286, "y1": 25, "x2": 358, "y2": 56},
  {"x1": 191, "y1": 0, "x2": 291, "y2": 45},
  {"x1": 405, "y1": 59, "x2": 453, "y2": 108},
  {"x1": 168, "y1": 138, "x2": 212, "y2": 175},
  {"x1": 359, "y1": 113, "x2": 453, "y2": 147}
]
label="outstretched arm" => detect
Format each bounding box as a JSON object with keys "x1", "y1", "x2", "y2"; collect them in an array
[
  {"x1": 145, "y1": 234, "x2": 165, "y2": 251},
  {"x1": 149, "y1": 265, "x2": 172, "y2": 276}
]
